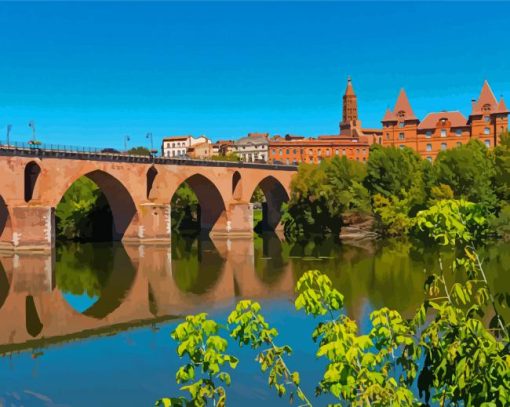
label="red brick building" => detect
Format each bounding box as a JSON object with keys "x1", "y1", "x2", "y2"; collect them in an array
[
  {"x1": 381, "y1": 81, "x2": 509, "y2": 160},
  {"x1": 268, "y1": 78, "x2": 381, "y2": 164}
]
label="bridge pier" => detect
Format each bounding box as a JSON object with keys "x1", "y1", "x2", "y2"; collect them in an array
[
  {"x1": 210, "y1": 202, "x2": 254, "y2": 237},
  {"x1": 124, "y1": 203, "x2": 171, "y2": 244},
  {"x1": 8, "y1": 206, "x2": 55, "y2": 252}
]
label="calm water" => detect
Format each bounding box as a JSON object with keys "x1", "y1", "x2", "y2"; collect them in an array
[{"x1": 0, "y1": 234, "x2": 509, "y2": 406}]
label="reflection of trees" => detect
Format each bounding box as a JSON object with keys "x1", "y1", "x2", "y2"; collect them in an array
[
  {"x1": 56, "y1": 243, "x2": 115, "y2": 297},
  {"x1": 171, "y1": 183, "x2": 200, "y2": 232},
  {"x1": 253, "y1": 233, "x2": 289, "y2": 285},
  {"x1": 172, "y1": 235, "x2": 223, "y2": 294},
  {"x1": 56, "y1": 243, "x2": 136, "y2": 318}
]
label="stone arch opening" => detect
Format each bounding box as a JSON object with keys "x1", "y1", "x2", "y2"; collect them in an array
[
  {"x1": 0, "y1": 259, "x2": 10, "y2": 310},
  {"x1": 250, "y1": 176, "x2": 289, "y2": 232},
  {"x1": 0, "y1": 196, "x2": 12, "y2": 244},
  {"x1": 56, "y1": 171, "x2": 137, "y2": 241},
  {"x1": 146, "y1": 166, "x2": 158, "y2": 200},
  {"x1": 171, "y1": 174, "x2": 226, "y2": 233},
  {"x1": 56, "y1": 243, "x2": 137, "y2": 319},
  {"x1": 24, "y1": 161, "x2": 41, "y2": 202},
  {"x1": 232, "y1": 171, "x2": 242, "y2": 200}
]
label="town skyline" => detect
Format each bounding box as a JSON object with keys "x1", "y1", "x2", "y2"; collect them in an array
[{"x1": 1, "y1": 2, "x2": 509, "y2": 149}]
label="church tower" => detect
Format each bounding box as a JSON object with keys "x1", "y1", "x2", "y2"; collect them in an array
[{"x1": 340, "y1": 76, "x2": 361, "y2": 135}]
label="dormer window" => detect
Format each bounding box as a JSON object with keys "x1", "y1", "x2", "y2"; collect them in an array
[
  {"x1": 425, "y1": 131, "x2": 432, "y2": 138},
  {"x1": 483, "y1": 104, "x2": 491, "y2": 113},
  {"x1": 398, "y1": 111, "x2": 406, "y2": 119},
  {"x1": 440, "y1": 129, "x2": 447, "y2": 138},
  {"x1": 484, "y1": 116, "x2": 490, "y2": 122}
]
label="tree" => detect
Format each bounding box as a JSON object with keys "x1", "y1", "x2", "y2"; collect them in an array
[
  {"x1": 210, "y1": 153, "x2": 240, "y2": 162},
  {"x1": 364, "y1": 144, "x2": 427, "y2": 207},
  {"x1": 127, "y1": 146, "x2": 151, "y2": 156},
  {"x1": 432, "y1": 140, "x2": 497, "y2": 210},
  {"x1": 282, "y1": 157, "x2": 369, "y2": 240},
  {"x1": 171, "y1": 183, "x2": 200, "y2": 231},
  {"x1": 494, "y1": 131, "x2": 510, "y2": 201}
]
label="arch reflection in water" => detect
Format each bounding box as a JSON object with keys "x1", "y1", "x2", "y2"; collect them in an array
[
  {"x1": 55, "y1": 243, "x2": 137, "y2": 318},
  {"x1": 171, "y1": 235, "x2": 224, "y2": 295}
]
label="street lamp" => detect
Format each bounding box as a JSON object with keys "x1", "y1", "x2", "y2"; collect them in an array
[
  {"x1": 124, "y1": 135, "x2": 130, "y2": 152},
  {"x1": 28, "y1": 120, "x2": 36, "y2": 143},
  {"x1": 146, "y1": 132, "x2": 153, "y2": 150},
  {"x1": 6, "y1": 124, "x2": 12, "y2": 145}
]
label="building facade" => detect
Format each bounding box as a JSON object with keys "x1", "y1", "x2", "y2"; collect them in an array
[
  {"x1": 233, "y1": 133, "x2": 269, "y2": 162},
  {"x1": 161, "y1": 135, "x2": 210, "y2": 158},
  {"x1": 187, "y1": 141, "x2": 213, "y2": 159},
  {"x1": 381, "y1": 81, "x2": 509, "y2": 160},
  {"x1": 268, "y1": 78, "x2": 381, "y2": 165}
]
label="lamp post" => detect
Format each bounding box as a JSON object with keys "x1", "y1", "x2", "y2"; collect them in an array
[
  {"x1": 6, "y1": 124, "x2": 12, "y2": 145},
  {"x1": 124, "y1": 135, "x2": 130, "y2": 152},
  {"x1": 28, "y1": 120, "x2": 36, "y2": 143},
  {"x1": 146, "y1": 132, "x2": 153, "y2": 150}
]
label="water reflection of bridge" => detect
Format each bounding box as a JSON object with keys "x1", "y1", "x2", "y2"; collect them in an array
[{"x1": 0, "y1": 235, "x2": 294, "y2": 353}]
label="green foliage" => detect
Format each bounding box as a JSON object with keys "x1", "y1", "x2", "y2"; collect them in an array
[
  {"x1": 372, "y1": 193, "x2": 414, "y2": 237},
  {"x1": 227, "y1": 300, "x2": 311, "y2": 405},
  {"x1": 295, "y1": 271, "x2": 418, "y2": 406},
  {"x1": 495, "y1": 132, "x2": 510, "y2": 201},
  {"x1": 127, "y1": 146, "x2": 151, "y2": 156},
  {"x1": 210, "y1": 153, "x2": 240, "y2": 162},
  {"x1": 282, "y1": 157, "x2": 370, "y2": 240},
  {"x1": 364, "y1": 144, "x2": 426, "y2": 205},
  {"x1": 157, "y1": 313, "x2": 238, "y2": 407},
  {"x1": 55, "y1": 177, "x2": 112, "y2": 241},
  {"x1": 414, "y1": 199, "x2": 489, "y2": 245},
  {"x1": 171, "y1": 183, "x2": 199, "y2": 231},
  {"x1": 432, "y1": 140, "x2": 497, "y2": 210}
]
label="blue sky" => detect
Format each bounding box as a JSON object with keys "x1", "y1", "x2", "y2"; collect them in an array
[{"x1": 0, "y1": 2, "x2": 509, "y2": 149}]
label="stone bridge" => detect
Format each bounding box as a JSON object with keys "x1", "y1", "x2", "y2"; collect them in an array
[{"x1": 0, "y1": 145, "x2": 296, "y2": 251}]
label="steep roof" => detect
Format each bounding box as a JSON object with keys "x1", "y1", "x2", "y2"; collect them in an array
[
  {"x1": 418, "y1": 111, "x2": 468, "y2": 130},
  {"x1": 344, "y1": 76, "x2": 356, "y2": 96},
  {"x1": 382, "y1": 107, "x2": 396, "y2": 122},
  {"x1": 496, "y1": 97, "x2": 510, "y2": 114},
  {"x1": 471, "y1": 80, "x2": 498, "y2": 115},
  {"x1": 393, "y1": 88, "x2": 418, "y2": 120}
]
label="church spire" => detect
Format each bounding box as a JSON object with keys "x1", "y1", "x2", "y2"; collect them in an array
[{"x1": 340, "y1": 76, "x2": 359, "y2": 134}]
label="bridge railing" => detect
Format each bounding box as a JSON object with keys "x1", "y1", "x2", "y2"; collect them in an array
[{"x1": 0, "y1": 140, "x2": 297, "y2": 171}]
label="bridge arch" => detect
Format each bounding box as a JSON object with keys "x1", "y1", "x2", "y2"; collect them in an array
[
  {"x1": 0, "y1": 196, "x2": 12, "y2": 244},
  {"x1": 146, "y1": 166, "x2": 158, "y2": 200},
  {"x1": 249, "y1": 176, "x2": 289, "y2": 231},
  {"x1": 171, "y1": 173, "x2": 227, "y2": 232},
  {"x1": 57, "y1": 170, "x2": 138, "y2": 240},
  {"x1": 232, "y1": 171, "x2": 242, "y2": 201},
  {"x1": 24, "y1": 161, "x2": 41, "y2": 202}
]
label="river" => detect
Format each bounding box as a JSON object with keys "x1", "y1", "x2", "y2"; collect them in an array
[{"x1": 0, "y1": 234, "x2": 509, "y2": 406}]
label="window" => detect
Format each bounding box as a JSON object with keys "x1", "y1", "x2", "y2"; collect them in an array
[
  {"x1": 326, "y1": 149, "x2": 330, "y2": 156},
  {"x1": 484, "y1": 115, "x2": 490, "y2": 122},
  {"x1": 399, "y1": 122, "x2": 405, "y2": 128},
  {"x1": 286, "y1": 149, "x2": 290, "y2": 155},
  {"x1": 426, "y1": 144, "x2": 432, "y2": 152},
  {"x1": 342, "y1": 149, "x2": 346, "y2": 155},
  {"x1": 427, "y1": 156, "x2": 432, "y2": 162},
  {"x1": 293, "y1": 149, "x2": 297, "y2": 154},
  {"x1": 335, "y1": 149, "x2": 339, "y2": 155},
  {"x1": 484, "y1": 127, "x2": 491, "y2": 135},
  {"x1": 399, "y1": 132, "x2": 405, "y2": 140},
  {"x1": 362, "y1": 148, "x2": 366, "y2": 154},
  {"x1": 426, "y1": 131, "x2": 432, "y2": 138},
  {"x1": 456, "y1": 142, "x2": 462, "y2": 147},
  {"x1": 441, "y1": 143, "x2": 447, "y2": 151},
  {"x1": 286, "y1": 159, "x2": 289, "y2": 165},
  {"x1": 308, "y1": 149, "x2": 313, "y2": 155},
  {"x1": 279, "y1": 149, "x2": 282, "y2": 155},
  {"x1": 455, "y1": 129, "x2": 462, "y2": 136},
  {"x1": 399, "y1": 145, "x2": 405, "y2": 149},
  {"x1": 172, "y1": 143, "x2": 175, "y2": 147},
  {"x1": 386, "y1": 133, "x2": 390, "y2": 140},
  {"x1": 272, "y1": 148, "x2": 276, "y2": 154},
  {"x1": 318, "y1": 149, "x2": 322, "y2": 156},
  {"x1": 485, "y1": 140, "x2": 491, "y2": 148},
  {"x1": 440, "y1": 129, "x2": 447, "y2": 138}
]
